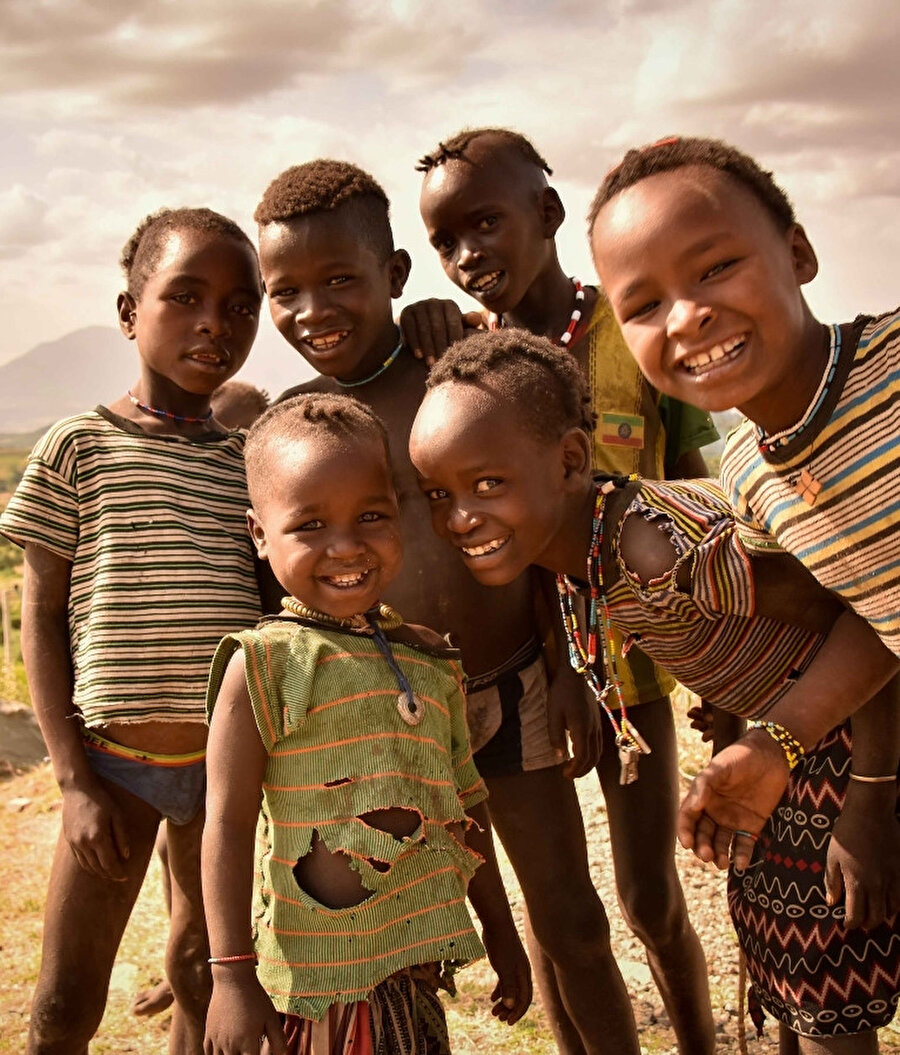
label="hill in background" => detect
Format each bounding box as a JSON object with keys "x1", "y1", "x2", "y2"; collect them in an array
[{"x1": 0, "y1": 322, "x2": 315, "y2": 435}]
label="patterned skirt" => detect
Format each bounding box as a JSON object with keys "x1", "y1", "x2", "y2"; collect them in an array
[
  {"x1": 728, "y1": 722, "x2": 900, "y2": 1037},
  {"x1": 266, "y1": 964, "x2": 451, "y2": 1055}
]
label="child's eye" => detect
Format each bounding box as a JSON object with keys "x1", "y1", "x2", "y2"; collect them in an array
[
  {"x1": 232, "y1": 302, "x2": 258, "y2": 317},
  {"x1": 622, "y1": 300, "x2": 660, "y2": 323},
  {"x1": 703, "y1": 259, "x2": 738, "y2": 280},
  {"x1": 474, "y1": 478, "x2": 501, "y2": 494},
  {"x1": 431, "y1": 235, "x2": 455, "y2": 256},
  {"x1": 296, "y1": 519, "x2": 324, "y2": 531},
  {"x1": 424, "y1": 487, "x2": 449, "y2": 502},
  {"x1": 170, "y1": 292, "x2": 197, "y2": 305},
  {"x1": 327, "y1": 275, "x2": 352, "y2": 287},
  {"x1": 269, "y1": 287, "x2": 297, "y2": 301},
  {"x1": 476, "y1": 215, "x2": 498, "y2": 232},
  {"x1": 359, "y1": 510, "x2": 390, "y2": 523}
]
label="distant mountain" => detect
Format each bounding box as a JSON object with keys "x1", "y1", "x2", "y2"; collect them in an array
[{"x1": 0, "y1": 323, "x2": 315, "y2": 435}]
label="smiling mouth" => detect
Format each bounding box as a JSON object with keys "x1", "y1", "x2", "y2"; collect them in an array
[
  {"x1": 304, "y1": 331, "x2": 350, "y2": 353},
  {"x1": 320, "y1": 569, "x2": 372, "y2": 589},
  {"x1": 682, "y1": 334, "x2": 747, "y2": 375},
  {"x1": 460, "y1": 536, "x2": 509, "y2": 558},
  {"x1": 187, "y1": 349, "x2": 229, "y2": 368},
  {"x1": 467, "y1": 271, "x2": 503, "y2": 296}
]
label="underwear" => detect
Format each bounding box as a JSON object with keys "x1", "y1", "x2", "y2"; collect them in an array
[
  {"x1": 465, "y1": 640, "x2": 567, "y2": 778},
  {"x1": 83, "y1": 729, "x2": 207, "y2": 826}
]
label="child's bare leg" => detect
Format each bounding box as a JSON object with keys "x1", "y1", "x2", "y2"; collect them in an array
[
  {"x1": 27, "y1": 784, "x2": 160, "y2": 1054},
  {"x1": 522, "y1": 911, "x2": 588, "y2": 1053},
  {"x1": 132, "y1": 828, "x2": 175, "y2": 1016},
  {"x1": 486, "y1": 764, "x2": 640, "y2": 1055},
  {"x1": 797, "y1": 1031, "x2": 878, "y2": 1053},
  {"x1": 780, "y1": 1023, "x2": 801, "y2": 1054},
  {"x1": 597, "y1": 696, "x2": 715, "y2": 1055},
  {"x1": 163, "y1": 808, "x2": 210, "y2": 1055}
]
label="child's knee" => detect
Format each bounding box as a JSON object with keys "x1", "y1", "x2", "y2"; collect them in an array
[
  {"x1": 29, "y1": 982, "x2": 105, "y2": 1049},
  {"x1": 618, "y1": 881, "x2": 687, "y2": 947},
  {"x1": 529, "y1": 895, "x2": 613, "y2": 964}
]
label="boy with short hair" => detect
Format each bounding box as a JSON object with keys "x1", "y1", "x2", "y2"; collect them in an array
[
  {"x1": 414, "y1": 127, "x2": 718, "y2": 1054},
  {"x1": 255, "y1": 159, "x2": 642, "y2": 1053}
]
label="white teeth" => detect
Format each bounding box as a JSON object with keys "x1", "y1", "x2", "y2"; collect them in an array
[
  {"x1": 307, "y1": 332, "x2": 348, "y2": 351},
  {"x1": 325, "y1": 571, "x2": 368, "y2": 587},
  {"x1": 684, "y1": 335, "x2": 746, "y2": 372},
  {"x1": 470, "y1": 271, "x2": 501, "y2": 293},
  {"x1": 462, "y1": 537, "x2": 507, "y2": 557}
]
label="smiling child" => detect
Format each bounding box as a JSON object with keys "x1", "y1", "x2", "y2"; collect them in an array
[{"x1": 202, "y1": 393, "x2": 530, "y2": 1055}]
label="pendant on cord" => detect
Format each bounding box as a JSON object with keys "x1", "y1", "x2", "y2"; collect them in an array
[
  {"x1": 794, "y1": 468, "x2": 822, "y2": 507},
  {"x1": 616, "y1": 719, "x2": 652, "y2": 785},
  {"x1": 397, "y1": 691, "x2": 425, "y2": 726}
]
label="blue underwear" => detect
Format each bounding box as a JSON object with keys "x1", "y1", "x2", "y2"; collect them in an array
[{"x1": 83, "y1": 730, "x2": 206, "y2": 826}]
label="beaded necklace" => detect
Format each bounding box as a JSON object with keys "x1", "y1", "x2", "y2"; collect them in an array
[
  {"x1": 335, "y1": 335, "x2": 403, "y2": 388},
  {"x1": 489, "y1": 279, "x2": 585, "y2": 347},
  {"x1": 128, "y1": 390, "x2": 213, "y2": 424},
  {"x1": 754, "y1": 325, "x2": 840, "y2": 507},
  {"x1": 279, "y1": 595, "x2": 424, "y2": 725},
  {"x1": 556, "y1": 477, "x2": 650, "y2": 784}
]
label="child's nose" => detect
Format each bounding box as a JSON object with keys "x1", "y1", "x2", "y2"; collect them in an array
[
  {"x1": 294, "y1": 291, "x2": 334, "y2": 326},
  {"x1": 457, "y1": 240, "x2": 483, "y2": 271},
  {"x1": 666, "y1": 298, "x2": 714, "y2": 337},
  {"x1": 325, "y1": 528, "x2": 366, "y2": 558},
  {"x1": 198, "y1": 307, "x2": 232, "y2": 338},
  {"x1": 447, "y1": 504, "x2": 481, "y2": 535}
]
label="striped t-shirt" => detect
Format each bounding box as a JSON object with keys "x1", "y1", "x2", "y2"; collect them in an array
[
  {"x1": 721, "y1": 310, "x2": 900, "y2": 656},
  {"x1": 0, "y1": 409, "x2": 261, "y2": 725},
  {"x1": 602, "y1": 477, "x2": 823, "y2": 717}
]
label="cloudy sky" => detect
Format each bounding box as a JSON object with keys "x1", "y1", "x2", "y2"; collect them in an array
[{"x1": 2, "y1": 0, "x2": 898, "y2": 393}]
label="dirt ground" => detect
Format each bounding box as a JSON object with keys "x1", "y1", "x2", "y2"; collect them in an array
[{"x1": 1, "y1": 703, "x2": 897, "y2": 1054}]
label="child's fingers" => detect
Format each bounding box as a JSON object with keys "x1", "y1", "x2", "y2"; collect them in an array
[
  {"x1": 824, "y1": 850, "x2": 844, "y2": 909},
  {"x1": 264, "y1": 1013, "x2": 289, "y2": 1055},
  {"x1": 462, "y1": 310, "x2": 485, "y2": 331}
]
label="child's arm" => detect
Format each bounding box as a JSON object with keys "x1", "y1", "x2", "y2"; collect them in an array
[
  {"x1": 826, "y1": 676, "x2": 900, "y2": 930},
  {"x1": 464, "y1": 801, "x2": 532, "y2": 1024},
  {"x1": 398, "y1": 299, "x2": 484, "y2": 364},
  {"x1": 679, "y1": 610, "x2": 900, "y2": 869},
  {"x1": 203, "y1": 650, "x2": 287, "y2": 1055},
  {"x1": 20, "y1": 542, "x2": 132, "y2": 881}
]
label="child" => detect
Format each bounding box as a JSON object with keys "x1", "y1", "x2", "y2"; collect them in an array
[
  {"x1": 0, "y1": 207, "x2": 264, "y2": 1053},
  {"x1": 131, "y1": 376, "x2": 271, "y2": 1021},
  {"x1": 587, "y1": 137, "x2": 900, "y2": 866},
  {"x1": 202, "y1": 393, "x2": 530, "y2": 1054},
  {"x1": 414, "y1": 126, "x2": 718, "y2": 1053},
  {"x1": 255, "y1": 159, "x2": 645, "y2": 1053},
  {"x1": 408, "y1": 329, "x2": 900, "y2": 1054}
]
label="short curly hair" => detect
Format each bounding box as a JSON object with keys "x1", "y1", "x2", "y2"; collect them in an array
[
  {"x1": 244, "y1": 392, "x2": 392, "y2": 509},
  {"x1": 426, "y1": 328, "x2": 593, "y2": 442},
  {"x1": 588, "y1": 136, "x2": 796, "y2": 234},
  {"x1": 120, "y1": 207, "x2": 256, "y2": 299},
  {"x1": 254, "y1": 160, "x2": 394, "y2": 260},
  {"x1": 416, "y1": 127, "x2": 552, "y2": 176}
]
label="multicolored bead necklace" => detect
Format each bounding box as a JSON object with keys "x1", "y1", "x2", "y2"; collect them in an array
[
  {"x1": 556, "y1": 477, "x2": 649, "y2": 783},
  {"x1": 128, "y1": 390, "x2": 213, "y2": 424},
  {"x1": 489, "y1": 279, "x2": 585, "y2": 347},
  {"x1": 335, "y1": 334, "x2": 403, "y2": 388}
]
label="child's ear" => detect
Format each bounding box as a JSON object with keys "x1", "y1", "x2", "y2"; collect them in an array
[
  {"x1": 388, "y1": 249, "x2": 412, "y2": 299},
  {"x1": 541, "y1": 187, "x2": 566, "y2": 239},
  {"x1": 790, "y1": 225, "x2": 818, "y2": 286},
  {"x1": 117, "y1": 291, "x2": 137, "y2": 339},
  {"x1": 246, "y1": 508, "x2": 269, "y2": 561},
  {"x1": 560, "y1": 427, "x2": 592, "y2": 486}
]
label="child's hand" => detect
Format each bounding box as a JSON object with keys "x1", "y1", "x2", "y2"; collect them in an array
[
  {"x1": 398, "y1": 299, "x2": 483, "y2": 365},
  {"x1": 61, "y1": 781, "x2": 130, "y2": 882},
  {"x1": 826, "y1": 784, "x2": 900, "y2": 930},
  {"x1": 482, "y1": 922, "x2": 532, "y2": 1025},
  {"x1": 548, "y1": 663, "x2": 602, "y2": 778},
  {"x1": 686, "y1": 703, "x2": 714, "y2": 743},
  {"x1": 204, "y1": 971, "x2": 287, "y2": 1055},
  {"x1": 678, "y1": 730, "x2": 791, "y2": 869}
]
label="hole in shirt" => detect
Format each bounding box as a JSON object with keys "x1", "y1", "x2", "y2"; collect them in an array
[
  {"x1": 324, "y1": 777, "x2": 353, "y2": 788},
  {"x1": 293, "y1": 831, "x2": 373, "y2": 909},
  {"x1": 358, "y1": 807, "x2": 420, "y2": 840}
]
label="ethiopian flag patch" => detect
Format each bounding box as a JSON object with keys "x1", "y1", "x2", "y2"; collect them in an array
[{"x1": 599, "y1": 412, "x2": 645, "y2": 449}]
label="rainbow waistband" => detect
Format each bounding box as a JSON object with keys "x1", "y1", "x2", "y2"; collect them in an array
[{"x1": 82, "y1": 728, "x2": 206, "y2": 767}]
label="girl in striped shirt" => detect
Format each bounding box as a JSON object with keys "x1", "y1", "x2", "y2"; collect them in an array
[
  {"x1": 202, "y1": 393, "x2": 530, "y2": 1055},
  {"x1": 1, "y1": 207, "x2": 264, "y2": 1054},
  {"x1": 409, "y1": 329, "x2": 899, "y2": 1054}
]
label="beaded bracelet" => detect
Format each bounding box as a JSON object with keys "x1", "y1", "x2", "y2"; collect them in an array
[
  {"x1": 746, "y1": 720, "x2": 805, "y2": 770},
  {"x1": 208, "y1": 953, "x2": 257, "y2": 965},
  {"x1": 848, "y1": 772, "x2": 898, "y2": 784}
]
